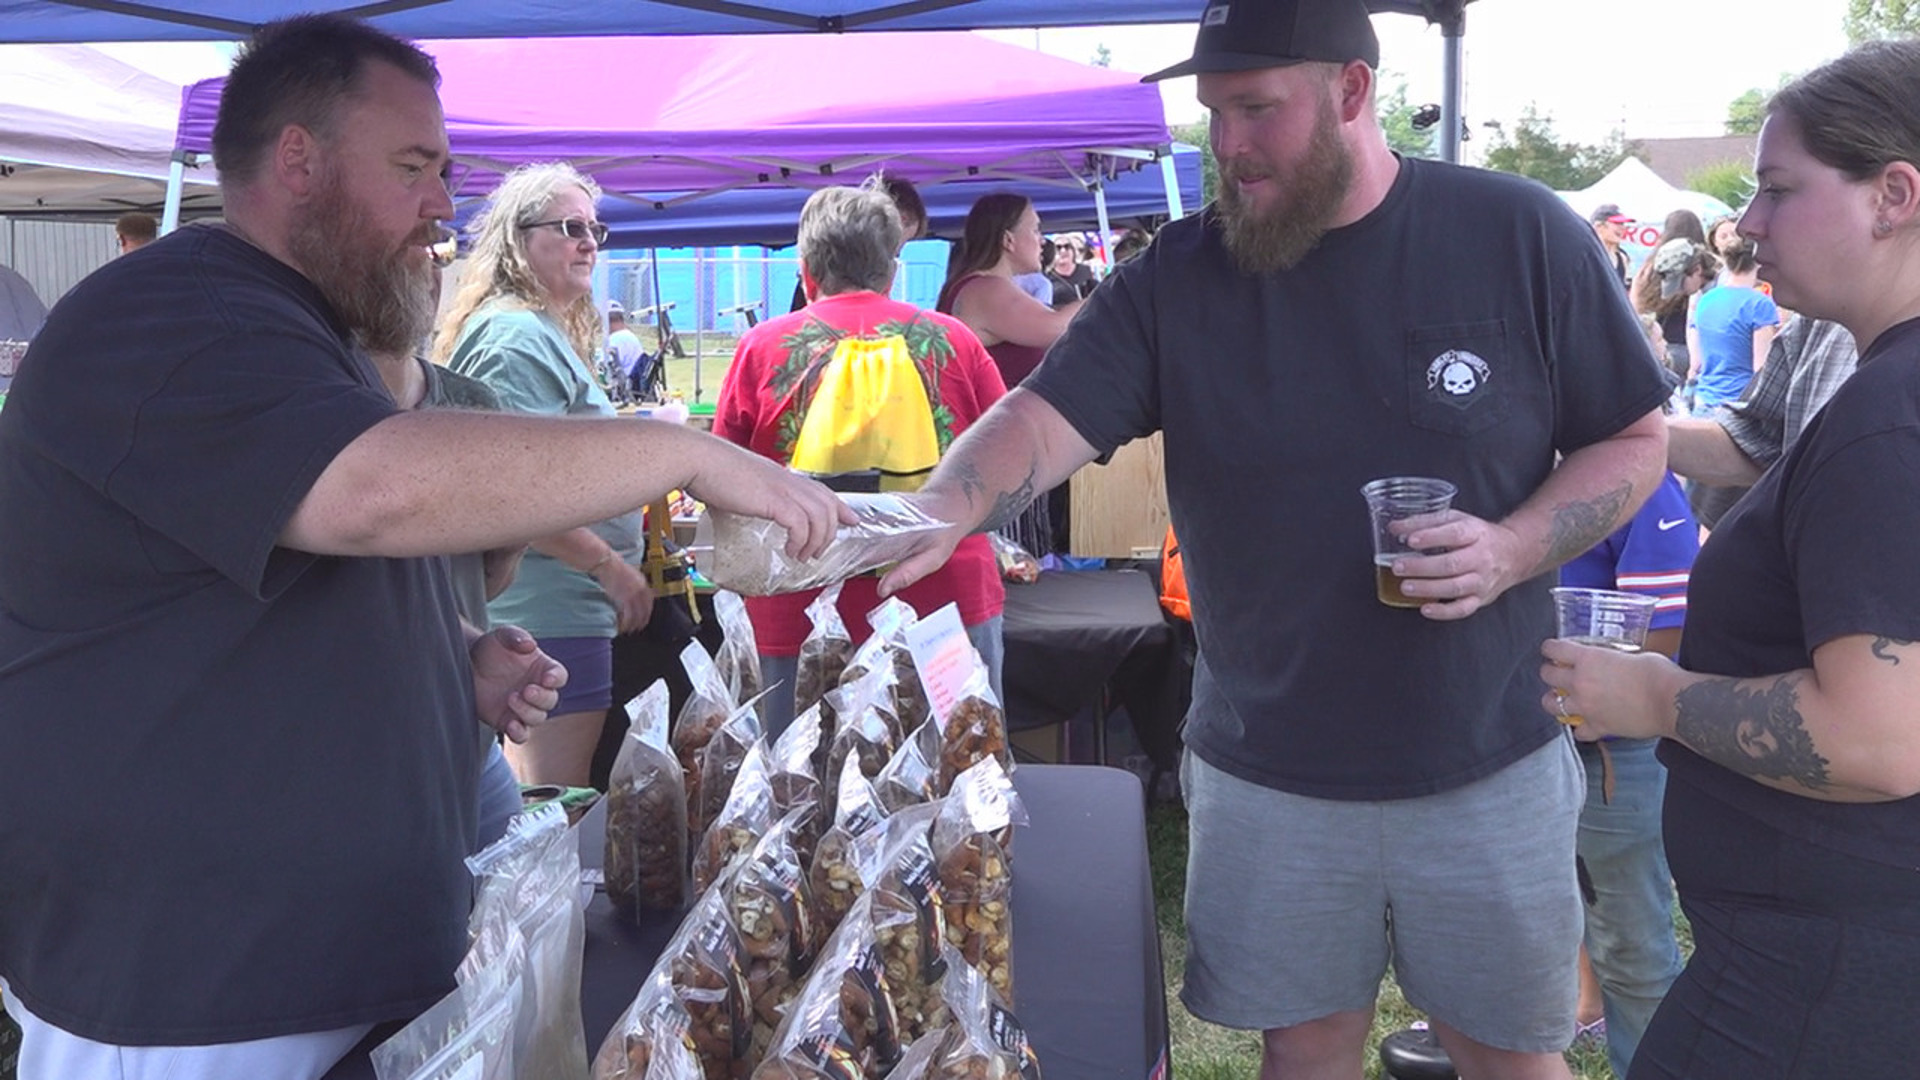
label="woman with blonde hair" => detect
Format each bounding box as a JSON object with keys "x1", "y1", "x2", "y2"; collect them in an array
[
  {"x1": 1543, "y1": 39, "x2": 1920, "y2": 1077},
  {"x1": 438, "y1": 163, "x2": 654, "y2": 787}
]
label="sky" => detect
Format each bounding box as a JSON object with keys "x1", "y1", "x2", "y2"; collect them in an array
[{"x1": 982, "y1": 0, "x2": 1853, "y2": 160}]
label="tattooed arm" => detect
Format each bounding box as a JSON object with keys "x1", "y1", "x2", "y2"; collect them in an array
[
  {"x1": 1393, "y1": 406, "x2": 1667, "y2": 621},
  {"x1": 1541, "y1": 633, "x2": 1920, "y2": 802},
  {"x1": 878, "y1": 388, "x2": 1100, "y2": 596}
]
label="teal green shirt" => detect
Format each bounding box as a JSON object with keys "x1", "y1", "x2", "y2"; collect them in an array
[{"x1": 447, "y1": 304, "x2": 643, "y2": 638}]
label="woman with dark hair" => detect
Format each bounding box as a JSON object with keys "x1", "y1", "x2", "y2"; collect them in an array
[
  {"x1": 937, "y1": 194, "x2": 1087, "y2": 556},
  {"x1": 1704, "y1": 213, "x2": 1740, "y2": 262},
  {"x1": 1542, "y1": 38, "x2": 1920, "y2": 1078},
  {"x1": 1660, "y1": 208, "x2": 1707, "y2": 248},
  {"x1": 937, "y1": 193, "x2": 1083, "y2": 388}
]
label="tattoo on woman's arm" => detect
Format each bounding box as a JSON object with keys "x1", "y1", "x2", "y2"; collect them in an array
[
  {"x1": 1674, "y1": 674, "x2": 1831, "y2": 790},
  {"x1": 1542, "y1": 482, "x2": 1633, "y2": 569},
  {"x1": 1870, "y1": 636, "x2": 1913, "y2": 665}
]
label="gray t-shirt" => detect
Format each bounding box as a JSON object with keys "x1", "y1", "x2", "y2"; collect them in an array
[{"x1": 1025, "y1": 157, "x2": 1669, "y2": 800}]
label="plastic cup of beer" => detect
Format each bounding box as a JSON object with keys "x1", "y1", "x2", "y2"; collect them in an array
[
  {"x1": 1551, "y1": 587, "x2": 1658, "y2": 651},
  {"x1": 1549, "y1": 587, "x2": 1659, "y2": 725},
  {"x1": 1361, "y1": 477, "x2": 1458, "y2": 608}
]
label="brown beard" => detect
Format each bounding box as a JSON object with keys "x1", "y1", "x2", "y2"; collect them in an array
[
  {"x1": 287, "y1": 166, "x2": 436, "y2": 357},
  {"x1": 1215, "y1": 91, "x2": 1354, "y2": 275}
]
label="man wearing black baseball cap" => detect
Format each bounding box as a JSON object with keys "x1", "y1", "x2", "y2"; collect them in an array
[{"x1": 875, "y1": 5, "x2": 1670, "y2": 1077}]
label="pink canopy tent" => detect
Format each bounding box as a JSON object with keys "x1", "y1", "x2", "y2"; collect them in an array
[{"x1": 172, "y1": 31, "x2": 1174, "y2": 210}]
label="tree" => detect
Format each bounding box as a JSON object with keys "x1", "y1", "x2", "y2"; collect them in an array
[
  {"x1": 1480, "y1": 107, "x2": 1631, "y2": 191},
  {"x1": 1687, "y1": 162, "x2": 1754, "y2": 213},
  {"x1": 1170, "y1": 120, "x2": 1218, "y2": 205},
  {"x1": 1090, "y1": 43, "x2": 1112, "y2": 68},
  {"x1": 1377, "y1": 73, "x2": 1439, "y2": 160},
  {"x1": 1726, "y1": 88, "x2": 1766, "y2": 135},
  {"x1": 1845, "y1": 0, "x2": 1920, "y2": 42}
]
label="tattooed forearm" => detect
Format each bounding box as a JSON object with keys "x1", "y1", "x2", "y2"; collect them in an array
[
  {"x1": 1870, "y1": 636, "x2": 1913, "y2": 665},
  {"x1": 1674, "y1": 674, "x2": 1832, "y2": 790},
  {"x1": 950, "y1": 460, "x2": 991, "y2": 516},
  {"x1": 1539, "y1": 482, "x2": 1633, "y2": 571},
  {"x1": 980, "y1": 470, "x2": 1039, "y2": 532}
]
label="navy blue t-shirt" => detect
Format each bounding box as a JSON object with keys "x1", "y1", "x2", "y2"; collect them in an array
[
  {"x1": 0, "y1": 225, "x2": 480, "y2": 1043},
  {"x1": 1025, "y1": 157, "x2": 1669, "y2": 799},
  {"x1": 1666, "y1": 316, "x2": 1920, "y2": 868}
]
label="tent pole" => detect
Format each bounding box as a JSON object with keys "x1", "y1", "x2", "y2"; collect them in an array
[
  {"x1": 1159, "y1": 150, "x2": 1186, "y2": 220},
  {"x1": 1093, "y1": 181, "x2": 1113, "y2": 270},
  {"x1": 1438, "y1": 1, "x2": 1466, "y2": 165},
  {"x1": 161, "y1": 150, "x2": 188, "y2": 236}
]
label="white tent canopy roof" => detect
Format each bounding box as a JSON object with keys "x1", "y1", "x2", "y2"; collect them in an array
[
  {"x1": 0, "y1": 43, "x2": 223, "y2": 216},
  {"x1": 1559, "y1": 156, "x2": 1735, "y2": 230}
]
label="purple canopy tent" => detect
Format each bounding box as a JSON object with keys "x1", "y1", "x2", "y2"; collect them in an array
[{"x1": 169, "y1": 31, "x2": 1177, "y2": 234}]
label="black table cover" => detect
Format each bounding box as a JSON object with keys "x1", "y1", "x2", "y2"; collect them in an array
[{"x1": 1001, "y1": 569, "x2": 1186, "y2": 772}]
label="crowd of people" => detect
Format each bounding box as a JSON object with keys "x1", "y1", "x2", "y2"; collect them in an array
[{"x1": 1, "y1": 1, "x2": 1918, "y2": 1079}]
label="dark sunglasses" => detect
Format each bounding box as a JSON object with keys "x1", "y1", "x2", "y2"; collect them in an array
[{"x1": 520, "y1": 217, "x2": 608, "y2": 245}]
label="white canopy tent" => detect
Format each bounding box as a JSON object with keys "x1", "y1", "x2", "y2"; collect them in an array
[
  {"x1": 1560, "y1": 156, "x2": 1737, "y2": 270},
  {"x1": 1563, "y1": 157, "x2": 1735, "y2": 231},
  {"x1": 0, "y1": 43, "x2": 223, "y2": 217}
]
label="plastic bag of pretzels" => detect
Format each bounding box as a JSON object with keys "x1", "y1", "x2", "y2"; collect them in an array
[
  {"x1": 659, "y1": 885, "x2": 753, "y2": 1080},
  {"x1": 723, "y1": 809, "x2": 820, "y2": 1065},
  {"x1": 673, "y1": 641, "x2": 737, "y2": 850},
  {"x1": 840, "y1": 598, "x2": 931, "y2": 735},
  {"x1": 703, "y1": 492, "x2": 949, "y2": 597},
  {"x1": 866, "y1": 803, "x2": 950, "y2": 1047},
  {"x1": 712, "y1": 591, "x2": 765, "y2": 707},
  {"x1": 931, "y1": 758, "x2": 1026, "y2": 1004},
  {"x1": 807, "y1": 754, "x2": 891, "y2": 943},
  {"x1": 696, "y1": 697, "x2": 767, "y2": 852},
  {"x1": 766, "y1": 704, "x2": 826, "y2": 866},
  {"x1": 748, "y1": 888, "x2": 902, "y2": 1080},
  {"x1": 933, "y1": 663, "x2": 1013, "y2": 798},
  {"x1": 588, "y1": 968, "x2": 701, "y2": 1080},
  {"x1": 693, "y1": 742, "x2": 776, "y2": 895},
  {"x1": 822, "y1": 665, "x2": 904, "y2": 803},
  {"x1": 606, "y1": 679, "x2": 691, "y2": 918},
  {"x1": 885, "y1": 945, "x2": 1042, "y2": 1080},
  {"x1": 875, "y1": 717, "x2": 943, "y2": 815},
  {"x1": 794, "y1": 584, "x2": 853, "y2": 734}
]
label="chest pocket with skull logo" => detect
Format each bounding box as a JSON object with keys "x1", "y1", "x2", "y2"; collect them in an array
[{"x1": 1405, "y1": 319, "x2": 1511, "y2": 438}]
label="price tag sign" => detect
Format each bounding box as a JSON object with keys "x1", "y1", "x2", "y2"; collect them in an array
[{"x1": 903, "y1": 602, "x2": 973, "y2": 723}]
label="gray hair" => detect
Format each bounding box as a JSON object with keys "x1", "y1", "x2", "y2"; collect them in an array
[
  {"x1": 798, "y1": 180, "x2": 904, "y2": 296},
  {"x1": 432, "y1": 162, "x2": 605, "y2": 366}
]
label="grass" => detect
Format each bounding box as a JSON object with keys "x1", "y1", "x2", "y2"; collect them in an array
[
  {"x1": 653, "y1": 333, "x2": 739, "y2": 406},
  {"x1": 1146, "y1": 800, "x2": 1623, "y2": 1080}
]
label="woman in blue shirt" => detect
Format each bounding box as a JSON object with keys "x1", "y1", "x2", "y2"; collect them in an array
[{"x1": 1688, "y1": 235, "x2": 1778, "y2": 415}]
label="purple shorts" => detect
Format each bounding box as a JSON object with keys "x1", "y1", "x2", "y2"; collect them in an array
[{"x1": 537, "y1": 635, "x2": 614, "y2": 715}]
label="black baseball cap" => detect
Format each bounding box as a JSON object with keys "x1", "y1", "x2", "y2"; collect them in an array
[{"x1": 1143, "y1": 0, "x2": 1380, "y2": 83}]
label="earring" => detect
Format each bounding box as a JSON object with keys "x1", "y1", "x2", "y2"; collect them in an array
[{"x1": 1876, "y1": 219, "x2": 1894, "y2": 236}]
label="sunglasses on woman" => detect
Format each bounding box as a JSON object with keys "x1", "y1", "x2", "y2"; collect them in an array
[{"x1": 520, "y1": 217, "x2": 609, "y2": 246}]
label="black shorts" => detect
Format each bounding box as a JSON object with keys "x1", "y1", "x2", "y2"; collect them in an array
[{"x1": 1631, "y1": 779, "x2": 1920, "y2": 1079}]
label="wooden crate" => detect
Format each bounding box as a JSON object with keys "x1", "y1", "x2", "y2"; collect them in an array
[{"x1": 1068, "y1": 432, "x2": 1168, "y2": 558}]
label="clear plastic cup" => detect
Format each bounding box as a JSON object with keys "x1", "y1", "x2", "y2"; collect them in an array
[
  {"x1": 1550, "y1": 587, "x2": 1659, "y2": 726},
  {"x1": 1550, "y1": 587, "x2": 1658, "y2": 651},
  {"x1": 1362, "y1": 477, "x2": 1457, "y2": 608}
]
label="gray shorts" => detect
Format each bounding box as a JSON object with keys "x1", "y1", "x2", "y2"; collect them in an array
[{"x1": 1179, "y1": 734, "x2": 1584, "y2": 1052}]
